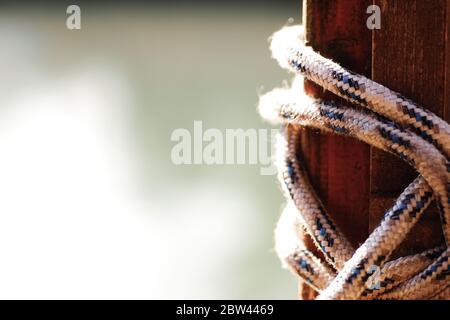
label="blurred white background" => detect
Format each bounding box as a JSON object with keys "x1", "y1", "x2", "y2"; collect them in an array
[{"x1": 0, "y1": 3, "x2": 299, "y2": 299}]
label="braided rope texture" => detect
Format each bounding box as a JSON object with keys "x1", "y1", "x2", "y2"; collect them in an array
[{"x1": 260, "y1": 25, "x2": 450, "y2": 300}]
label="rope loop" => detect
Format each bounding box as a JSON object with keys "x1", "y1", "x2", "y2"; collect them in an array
[{"x1": 259, "y1": 25, "x2": 450, "y2": 300}]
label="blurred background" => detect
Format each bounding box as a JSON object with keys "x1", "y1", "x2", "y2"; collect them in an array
[{"x1": 0, "y1": 1, "x2": 301, "y2": 299}]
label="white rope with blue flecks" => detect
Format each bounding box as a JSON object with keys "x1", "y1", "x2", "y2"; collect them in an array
[{"x1": 260, "y1": 25, "x2": 450, "y2": 300}]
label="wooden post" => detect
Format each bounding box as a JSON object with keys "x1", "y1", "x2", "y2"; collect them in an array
[
  {"x1": 370, "y1": 0, "x2": 445, "y2": 257},
  {"x1": 299, "y1": 0, "x2": 449, "y2": 299},
  {"x1": 300, "y1": 0, "x2": 372, "y2": 299}
]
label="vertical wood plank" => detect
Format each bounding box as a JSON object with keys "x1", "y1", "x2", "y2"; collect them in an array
[
  {"x1": 371, "y1": 0, "x2": 446, "y2": 257},
  {"x1": 446, "y1": 0, "x2": 450, "y2": 122},
  {"x1": 300, "y1": 0, "x2": 372, "y2": 299}
]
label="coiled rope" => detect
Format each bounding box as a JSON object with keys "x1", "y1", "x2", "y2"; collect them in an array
[{"x1": 259, "y1": 25, "x2": 450, "y2": 300}]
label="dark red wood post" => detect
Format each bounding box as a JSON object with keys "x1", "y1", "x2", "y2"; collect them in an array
[{"x1": 298, "y1": 0, "x2": 449, "y2": 299}]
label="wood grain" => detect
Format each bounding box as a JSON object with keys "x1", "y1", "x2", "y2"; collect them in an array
[
  {"x1": 371, "y1": 0, "x2": 446, "y2": 256},
  {"x1": 446, "y1": 1, "x2": 450, "y2": 122},
  {"x1": 300, "y1": 0, "x2": 372, "y2": 299},
  {"x1": 299, "y1": 0, "x2": 449, "y2": 298}
]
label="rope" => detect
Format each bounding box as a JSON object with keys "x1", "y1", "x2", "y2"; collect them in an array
[{"x1": 260, "y1": 25, "x2": 450, "y2": 300}]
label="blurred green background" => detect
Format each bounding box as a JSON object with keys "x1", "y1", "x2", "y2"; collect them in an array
[{"x1": 0, "y1": 2, "x2": 301, "y2": 299}]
